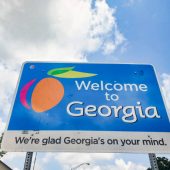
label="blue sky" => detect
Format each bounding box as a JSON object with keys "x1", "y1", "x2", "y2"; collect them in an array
[
  {"x1": 0, "y1": 0, "x2": 170, "y2": 170},
  {"x1": 90, "y1": 0, "x2": 170, "y2": 73}
]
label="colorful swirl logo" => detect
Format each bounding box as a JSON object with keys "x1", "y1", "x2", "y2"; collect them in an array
[{"x1": 20, "y1": 67, "x2": 97, "y2": 113}]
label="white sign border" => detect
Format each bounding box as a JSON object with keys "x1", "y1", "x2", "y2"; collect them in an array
[{"x1": 2, "y1": 131, "x2": 170, "y2": 153}]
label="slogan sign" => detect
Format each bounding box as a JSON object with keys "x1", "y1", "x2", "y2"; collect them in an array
[{"x1": 2, "y1": 62, "x2": 170, "y2": 153}]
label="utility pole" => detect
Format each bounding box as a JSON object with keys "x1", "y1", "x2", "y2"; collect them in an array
[
  {"x1": 23, "y1": 152, "x2": 33, "y2": 170},
  {"x1": 148, "y1": 153, "x2": 159, "y2": 170}
]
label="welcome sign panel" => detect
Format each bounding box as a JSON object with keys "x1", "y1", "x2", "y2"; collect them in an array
[{"x1": 2, "y1": 62, "x2": 170, "y2": 153}]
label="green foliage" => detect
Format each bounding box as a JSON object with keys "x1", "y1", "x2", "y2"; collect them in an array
[
  {"x1": 147, "y1": 157, "x2": 170, "y2": 170},
  {"x1": 0, "y1": 133, "x2": 6, "y2": 158},
  {"x1": 157, "y1": 157, "x2": 170, "y2": 170}
]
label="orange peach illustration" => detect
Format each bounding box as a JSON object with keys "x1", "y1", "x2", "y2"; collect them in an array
[
  {"x1": 31, "y1": 78, "x2": 64, "y2": 112},
  {"x1": 20, "y1": 67, "x2": 96, "y2": 113}
]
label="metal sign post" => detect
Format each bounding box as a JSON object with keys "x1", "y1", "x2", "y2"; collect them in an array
[
  {"x1": 148, "y1": 153, "x2": 159, "y2": 170},
  {"x1": 23, "y1": 152, "x2": 33, "y2": 170}
]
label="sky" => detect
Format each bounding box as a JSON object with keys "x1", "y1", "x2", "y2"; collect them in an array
[{"x1": 0, "y1": 0, "x2": 170, "y2": 169}]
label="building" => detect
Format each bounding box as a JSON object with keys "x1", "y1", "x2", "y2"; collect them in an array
[{"x1": 0, "y1": 160, "x2": 12, "y2": 170}]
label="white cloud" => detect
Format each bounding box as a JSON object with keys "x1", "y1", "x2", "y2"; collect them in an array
[
  {"x1": 41, "y1": 153, "x2": 146, "y2": 170},
  {"x1": 103, "y1": 41, "x2": 116, "y2": 54},
  {"x1": 1, "y1": 152, "x2": 25, "y2": 162},
  {"x1": 1, "y1": 152, "x2": 25, "y2": 170},
  {"x1": 0, "y1": 0, "x2": 20, "y2": 20},
  {"x1": 0, "y1": 0, "x2": 125, "y2": 119},
  {"x1": 161, "y1": 73, "x2": 170, "y2": 119},
  {"x1": 103, "y1": 18, "x2": 126, "y2": 54},
  {"x1": 55, "y1": 153, "x2": 114, "y2": 165},
  {"x1": 114, "y1": 26, "x2": 126, "y2": 48},
  {"x1": 0, "y1": 65, "x2": 18, "y2": 116},
  {"x1": 113, "y1": 159, "x2": 146, "y2": 170},
  {"x1": 1, "y1": 152, "x2": 146, "y2": 170},
  {"x1": 70, "y1": 159, "x2": 146, "y2": 170},
  {"x1": 42, "y1": 152, "x2": 114, "y2": 166},
  {"x1": 2, "y1": 152, "x2": 44, "y2": 170},
  {"x1": 0, "y1": 0, "x2": 125, "y2": 67},
  {"x1": 0, "y1": 118, "x2": 6, "y2": 134}
]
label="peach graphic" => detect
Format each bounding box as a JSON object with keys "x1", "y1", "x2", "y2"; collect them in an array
[
  {"x1": 19, "y1": 66, "x2": 96, "y2": 113},
  {"x1": 31, "y1": 78, "x2": 64, "y2": 112}
]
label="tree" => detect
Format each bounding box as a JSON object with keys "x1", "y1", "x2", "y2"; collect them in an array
[
  {"x1": 0, "y1": 133, "x2": 6, "y2": 158},
  {"x1": 147, "y1": 157, "x2": 170, "y2": 170}
]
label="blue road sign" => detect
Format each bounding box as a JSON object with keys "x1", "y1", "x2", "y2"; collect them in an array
[{"x1": 2, "y1": 62, "x2": 170, "y2": 152}]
